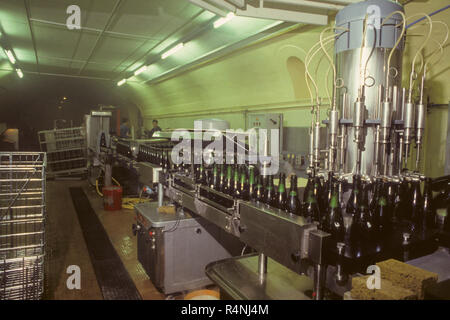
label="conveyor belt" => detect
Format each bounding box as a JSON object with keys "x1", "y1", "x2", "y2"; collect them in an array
[{"x1": 69, "y1": 187, "x2": 142, "y2": 300}]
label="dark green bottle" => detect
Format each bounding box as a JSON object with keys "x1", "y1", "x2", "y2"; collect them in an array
[
  {"x1": 325, "y1": 172, "x2": 334, "y2": 213},
  {"x1": 255, "y1": 175, "x2": 265, "y2": 203},
  {"x1": 396, "y1": 179, "x2": 412, "y2": 220},
  {"x1": 409, "y1": 180, "x2": 424, "y2": 232},
  {"x1": 199, "y1": 164, "x2": 207, "y2": 185},
  {"x1": 353, "y1": 183, "x2": 374, "y2": 241},
  {"x1": 326, "y1": 181, "x2": 344, "y2": 241},
  {"x1": 287, "y1": 175, "x2": 301, "y2": 216},
  {"x1": 346, "y1": 175, "x2": 361, "y2": 216},
  {"x1": 373, "y1": 181, "x2": 390, "y2": 234},
  {"x1": 218, "y1": 164, "x2": 226, "y2": 193},
  {"x1": 303, "y1": 189, "x2": 320, "y2": 224},
  {"x1": 235, "y1": 166, "x2": 249, "y2": 200},
  {"x1": 423, "y1": 178, "x2": 436, "y2": 229},
  {"x1": 248, "y1": 166, "x2": 256, "y2": 200},
  {"x1": 276, "y1": 173, "x2": 287, "y2": 211},
  {"x1": 224, "y1": 164, "x2": 233, "y2": 195},
  {"x1": 265, "y1": 175, "x2": 276, "y2": 207},
  {"x1": 303, "y1": 172, "x2": 313, "y2": 203},
  {"x1": 232, "y1": 165, "x2": 240, "y2": 198},
  {"x1": 312, "y1": 176, "x2": 325, "y2": 213},
  {"x1": 370, "y1": 178, "x2": 381, "y2": 214}
]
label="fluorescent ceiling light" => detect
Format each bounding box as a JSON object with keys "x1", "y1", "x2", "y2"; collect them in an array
[
  {"x1": 5, "y1": 49, "x2": 16, "y2": 64},
  {"x1": 214, "y1": 12, "x2": 235, "y2": 28},
  {"x1": 161, "y1": 43, "x2": 184, "y2": 59},
  {"x1": 16, "y1": 68, "x2": 23, "y2": 78},
  {"x1": 134, "y1": 65, "x2": 147, "y2": 76},
  {"x1": 117, "y1": 79, "x2": 127, "y2": 86}
]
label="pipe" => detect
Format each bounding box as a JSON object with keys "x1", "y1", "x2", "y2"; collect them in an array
[
  {"x1": 158, "y1": 183, "x2": 164, "y2": 207},
  {"x1": 258, "y1": 253, "x2": 267, "y2": 283},
  {"x1": 313, "y1": 263, "x2": 327, "y2": 300}
]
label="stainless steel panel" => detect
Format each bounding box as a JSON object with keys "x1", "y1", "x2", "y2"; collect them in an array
[
  {"x1": 238, "y1": 201, "x2": 317, "y2": 274},
  {"x1": 167, "y1": 186, "x2": 236, "y2": 236},
  {"x1": 205, "y1": 254, "x2": 313, "y2": 300},
  {"x1": 135, "y1": 162, "x2": 162, "y2": 185},
  {"x1": 135, "y1": 201, "x2": 242, "y2": 294}
]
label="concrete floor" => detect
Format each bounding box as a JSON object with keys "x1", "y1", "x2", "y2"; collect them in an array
[{"x1": 44, "y1": 179, "x2": 173, "y2": 300}]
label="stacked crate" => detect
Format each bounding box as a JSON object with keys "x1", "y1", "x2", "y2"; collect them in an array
[
  {"x1": 0, "y1": 152, "x2": 46, "y2": 300},
  {"x1": 38, "y1": 127, "x2": 87, "y2": 177}
]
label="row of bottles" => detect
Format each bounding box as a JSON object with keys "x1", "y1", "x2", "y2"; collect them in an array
[
  {"x1": 300, "y1": 173, "x2": 439, "y2": 243},
  {"x1": 195, "y1": 163, "x2": 303, "y2": 215},
  {"x1": 116, "y1": 141, "x2": 133, "y2": 158},
  {"x1": 138, "y1": 145, "x2": 171, "y2": 170},
  {"x1": 343, "y1": 175, "x2": 438, "y2": 245}
]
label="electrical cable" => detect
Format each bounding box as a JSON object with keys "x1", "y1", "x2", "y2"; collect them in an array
[{"x1": 406, "y1": 5, "x2": 450, "y2": 29}]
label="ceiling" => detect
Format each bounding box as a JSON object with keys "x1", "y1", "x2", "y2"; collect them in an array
[
  {"x1": 0, "y1": 0, "x2": 348, "y2": 126},
  {"x1": 0, "y1": 0, "x2": 211, "y2": 80}
]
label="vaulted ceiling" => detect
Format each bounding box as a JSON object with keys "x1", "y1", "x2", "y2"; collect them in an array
[{"x1": 0, "y1": 0, "x2": 349, "y2": 119}]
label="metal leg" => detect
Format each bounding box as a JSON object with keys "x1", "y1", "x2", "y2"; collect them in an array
[
  {"x1": 313, "y1": 263, "x2": 327, "y2": 300},
  {"x1": 158, "y1": 183, "x2": 164, "y2": 207},
  {"x1": 258, "y1": 253, "x2": 267, "y2": 283}
]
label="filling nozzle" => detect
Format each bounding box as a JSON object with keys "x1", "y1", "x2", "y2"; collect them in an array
[
  {"x1": 415, "y1": 74, "x2": 426, "y2": 171},
  {"x1": 309, "y1": 126, "x2": 315, "y2": 170},
  {"x1": 328, "y1": 109, "x2": 339, "y2": 172},
  {"x1": 403, "y1": 100, "x2": 415, "y2": 168},
  {"x1": 353, "y1": 96, "x2": 365, "y2": 174},
  {"x1": 313, "y1": 121, "x2": 321, "y2": 169}
]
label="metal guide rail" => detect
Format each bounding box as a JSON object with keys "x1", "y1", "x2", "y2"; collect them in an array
[
  {"x1": 167, "y1": 171, "x2": 319, "y2": 275},
  {"x1": 163, "y1": 167, "x2": 443, "y2": 299},
  {"x1": 0, "y1": 152, "x2": 46, "y2": 300}
]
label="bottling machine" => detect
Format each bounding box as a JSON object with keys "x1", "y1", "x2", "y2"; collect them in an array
[{"x1": 100, "y1": 0, "x2": 450, "y2": 299}]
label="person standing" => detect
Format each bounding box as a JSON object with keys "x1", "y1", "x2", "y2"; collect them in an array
[
  {"x1": 147, "y1": 119, "x2": 161, "y2": 137},
  {"x1": 120, "y1": 118, "x2": 131, "y2": 138}
]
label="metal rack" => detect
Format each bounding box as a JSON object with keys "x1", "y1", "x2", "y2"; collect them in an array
[
  {"x1": 38, "y1": 127, "x2": 87, "y2": 177},
  {"x1": 0, "y1": 152, "x2": 46, "y2": 300}
]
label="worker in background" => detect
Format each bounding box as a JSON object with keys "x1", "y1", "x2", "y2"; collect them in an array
[
  {"x1": 147, "y1": 119, "x2": 162, "y2": 137},
  {"x1": 120, "y1": 118, "x2": 131, "y2": 138}
]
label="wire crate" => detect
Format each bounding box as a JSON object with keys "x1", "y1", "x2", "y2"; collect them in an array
[
  {"x1": 38, "y1": 127, "x2": 85, "y2": 153},
  {"x1": 0, "y1": 152, "x2": 46, "y2": 300}
]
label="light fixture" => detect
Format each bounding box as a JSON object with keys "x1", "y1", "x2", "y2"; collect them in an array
[
  {"x1": 161, "y1": 43, "x2": 184, "y2": 59},
  {"x1": 5, "y1": 49, "x2": 16, "y2": 64},
  {"x1": 134, "y1": 65, "x2": 147, "y2": 76},
  {"x1": 214, "y1": 12, "x2": 235, "y2": 28},
  {"x1": 63, "y1": 96, "x2": 67, "y2": 100},
  {"x1": 16, "y1": 68, "x2": 23, "y2": 78},
  {"x1": 117, "y1": 79, "x2": 127, "y2": 86}
]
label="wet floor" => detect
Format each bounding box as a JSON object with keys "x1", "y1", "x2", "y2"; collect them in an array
[{"x1": 44, "y1": 179, "x2": 179, "y2": 300}]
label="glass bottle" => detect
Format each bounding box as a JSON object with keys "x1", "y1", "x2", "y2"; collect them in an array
[
  {"x1": 265, "y1": 175, "x2": 276, "y2": 207},
  {"x1": 423, "y1": 178, "x2": 436, "y2": 229},
  {"x1": 346, "y1": 175, "x2": 361, "y2": 216},
  {"x1": 373, "y1": 181, "x2": 390, "y2": 235},
  {"x1": 409, "y1": 180, "x2": 424, "y2": 233},
  {"x1": 326, "y1": 181, "x2": 345, "y2": 241},
  {"x1": 248, "y1": 166, "x2": 256, "y2": 201},
  {"x1": 287, "y1": 175, "x2": 301, "y2": 216},
  {"x1": 277, "y1": 173, "x2": 287, "y2": 211},
  {"x1": 255, "y1": 175, "x2": 265, "y2": 203},
  {"x1": 303, "y1": 172, "x2": 314, "y2": 203},
  {"x1": 303, "y1": 189, "x2": 320, "y2": 224},
  {"x1": 224, "y1": 164, "x2": 233, "y2": 195}
]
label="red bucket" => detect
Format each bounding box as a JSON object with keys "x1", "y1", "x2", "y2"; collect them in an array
[{"x1": 102, "y1": 186, "x2": 122, "y2": 211}]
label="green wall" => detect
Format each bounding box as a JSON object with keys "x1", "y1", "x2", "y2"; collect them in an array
[{"x1": 124, "y1": 0, "x2": 450, "y2": 177}]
